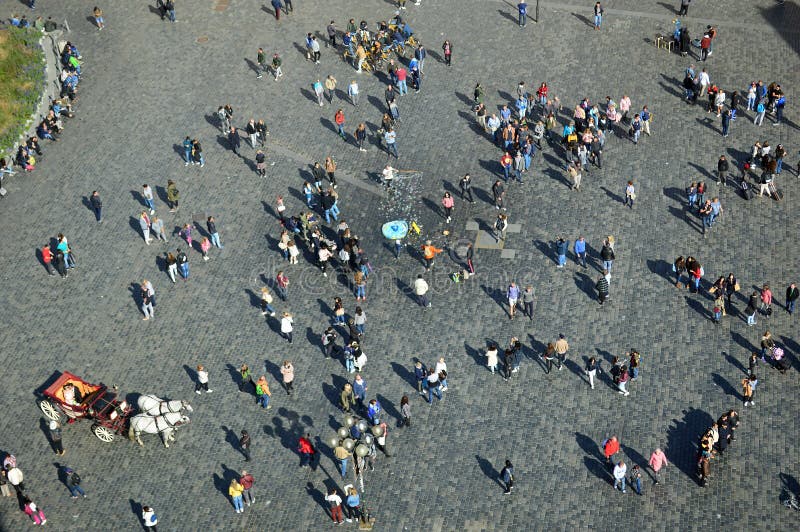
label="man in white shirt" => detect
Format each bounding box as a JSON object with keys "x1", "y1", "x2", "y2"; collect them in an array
[
  {"x1": 414, "y1": 274, "x2": 430, "y2": 307},
  {"x1": 613, "y1": 461, "x2": 627, "y2": 493}
]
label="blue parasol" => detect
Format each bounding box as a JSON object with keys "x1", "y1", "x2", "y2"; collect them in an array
[{"x1": 382, "y1": 220, "x2": 408, "y2": 240}]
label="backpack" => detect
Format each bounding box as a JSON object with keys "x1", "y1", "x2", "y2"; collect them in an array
[
  {"x1": 757, "y1": 103, "x2": 765, "y2": 113},
  {"x1": 71, "y1": 471, "x2": 81, "y2": 485},
  {"x1": 566, "y1": 133, "x2": 578, "y2": 146}
]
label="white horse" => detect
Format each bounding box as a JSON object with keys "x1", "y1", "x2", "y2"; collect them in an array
[
  {"x1": 128, "y1": 413, "x2": 191, "y2": 448},
  {"x1": 137, "y1": 394, "x2": 194, "y2": 416}
]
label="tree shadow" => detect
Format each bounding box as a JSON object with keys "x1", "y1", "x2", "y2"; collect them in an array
[
  {"x1": 475, "y1": 454, "x2": 503, "y2": 487},
  {"x1": 665, "y1": 407, "x2": 714, "y2": 482}
]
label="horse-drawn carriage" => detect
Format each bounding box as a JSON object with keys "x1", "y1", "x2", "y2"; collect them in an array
[
  {"x1": 38, "y1": 372, "x2": 192, "y2": 447},
  {"x1": 39, "y1": 371, "x2": 133, "y2": 443}
]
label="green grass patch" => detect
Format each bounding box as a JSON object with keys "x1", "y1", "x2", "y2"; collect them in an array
[{"x1": 0, "y1": 27, "x2": 46, "y2": 153}]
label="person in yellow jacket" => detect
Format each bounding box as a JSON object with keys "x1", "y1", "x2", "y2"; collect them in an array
[
  {"x1": 256, "y1": 375, "x2": 271, "y2": 409},
  {"x1": 229, "y1": 479, "x2": 245, "y2": 514},
  {"x1": 421, "y1": 240, "x2": 443, "y2": 271}
]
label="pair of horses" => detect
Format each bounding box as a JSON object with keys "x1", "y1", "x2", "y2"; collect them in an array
[{"x1": 128, "y1": 394, "x2": 193, "y2": 448}]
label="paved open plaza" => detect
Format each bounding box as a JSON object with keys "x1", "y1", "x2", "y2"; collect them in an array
[{"x1": 1, "y1": 0, "x2": 800, "y2": 529}]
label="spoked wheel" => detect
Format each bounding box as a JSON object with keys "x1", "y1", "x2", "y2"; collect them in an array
[
  {"x1": 39, "y1": 400, "x2": 61, "y2": 421},
  {"x1": 92, "y1": 424, "x2": 115, "y2": 443}
]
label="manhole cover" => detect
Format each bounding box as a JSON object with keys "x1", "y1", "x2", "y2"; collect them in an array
[{"x1": 196, "y1": 36, "x2": 209, "y2": 43}]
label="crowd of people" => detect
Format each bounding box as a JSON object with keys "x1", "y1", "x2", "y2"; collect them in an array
[{"x1": 4, "y1": 0, "x2": 800, "y2": 528}]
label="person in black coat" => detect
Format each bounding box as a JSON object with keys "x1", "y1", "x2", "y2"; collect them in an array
[{"x1": 228, "y1": 127, "x2": 241, "y2": 156}]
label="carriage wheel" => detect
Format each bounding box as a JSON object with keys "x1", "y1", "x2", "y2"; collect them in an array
[
  {"x1": 39, "y1": 400, "x2": 61, "y2": 421},
  {"x1": 92, "y1": 424, "x2": 115, "y2": 443}
]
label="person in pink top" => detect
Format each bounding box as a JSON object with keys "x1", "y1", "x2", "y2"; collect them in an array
[
  {"x1": 441, "y1": 192, "x2": 454, "y2": 223},
  {"x1": 396, "y1": 66, "x2": 408, "y2": 95},
  {"x1": 619, "y1": 95, "x2": 631, "y2": 123},
  {"x1": 759, "y1": 284, "x2": 773, "y2": 314},
  {"x1": 648, "y1": 448, "x2": 668, "y2": 483},
  {"x1": 200, "y1": 237, "x2": 211, "y2": 261}
]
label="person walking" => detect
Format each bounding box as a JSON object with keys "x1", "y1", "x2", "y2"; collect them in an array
[
  {"x1": 742, "y1": 374, "x2": 754, "y2": 406},
  {"x1": 228, "y1": 126, "x2": 241, "y2": 156},
  {"x1": 140, "y1": 285, "x2": 154, "y2": 321},
  {"x1": 298, "y1": 434, "x2": 316, "y2": 467},
  {"x1": 166, "y1": 180, "x2": 179, "y2": 212},
  {"x1": 275, "y1": 271, "x2": 289, "y2": 300},
  {"x1": 649, "y1": 448, "x2": 668, "y2": 484},
  {"x1": 613, "y1": 461, "x2": 627, "y2": 493},
  {"x1": 49, "y1": 420, "x2": 65, "y2": 455},
  {"x1": 400, "y1": 395, "x2": 412, "y2": 427},
  {"x1": 280, "y1": 359, "x2": 295, "y2": 395},
  {"x1": 596, "y1": 271, "x2": 610, "y2": 304},
  {"x1": 260, "y1": 287, "x2": 276, "y2": 317},
  {"x1": 165, "y1": 252, "x2": 178, "y2": 283},
  {"x1": 271, "y1": 53, "x2": 283, "y2": 80},
  {"x1": 554, "y1": 334, "x2": 569, "y2": 369},
  {"x1": 229, "y1": 478, "x2": 245, "y2": 514},
  {"x1": 413, "y1": 274, "x2": 431, "y2": 308},
  {"x1": 556, "y1": 237, "x2": 569, "y2": 268},
  {"x1": 239, "y1": 430, "x2": 251, "y2": 462},
  {"x1": 507, "y1": 282, "x2": 520, "y2": 320},
  {"x1": 89, "y1": 190, "x2": 103, "y2": 222},
  {"x1": 280, "y1": 312, "x2": 293, "y2": 343},
  {"x1": 522, "y1": 285, "x2": 534, "y2": 320},
  {"x1": 441, "y1": 40, "x2": 452, "y2": 66},
  {"x1": 414, "y1": 360, "x2": 427, "y2": 395},
  {"x1": 64, "y1": 466, "x2": 86, "y2": 498},
  {"x1": 425, "y1": 368, "x2": 443, "y2": 403},
  {"x1": 441, "y1": 192, "x2": 454, "y2": 223},
  {"x1": 517, "y1": 1, "x2": 527, "y2": 27},
  {"x1": 500, "y1": 460, "x2": 514, "y2": 494},
  {"x1": 176, "y1": 248, "x2": 189, "y2": 280},
  {"x1": 238, "y1": 363, "x2": 254, "y2": 393},
  {"x1": 142, "y1": 506, "x2": 158, "y2": 531},
  {"x1": 603, "y1": 436, "x2": 620, "y2": 465},
  {"x1": 786, "y1": 283, "x2": 799, "y2": 314},
  {"x1": 255, "y1": 375, "x2": 271, "y2": 408},
  {"x1": 195, "y1": 365, "x2": 212, "y2": 394},
  {"x1": 203, "y1": 216, "x2": 223, "y2": 250},
  {"x1": 593, "y1": 2, "x2": 604, "y2": 30},
  {"x1": 585, "y1": 357, "x2": 598, "y2": 389},
  {"x1": 326, "y1": 487, "x2": 345, "y2": 524},
  {"x1": 421, "y1": 240, "x2": 443, "y2": 271},
  {"x1": 151, "y1": 216, "x2": 167, "y2": 243},
  {"x1": 239, "y1": 470, "x2": 255, "y2": 507},
  {"x1": 139, "y1": 211, "x2": 153, "y2": 244},
  {"x1": 623, "y1": 180, "x2": 636, "y2": 208},
  {"x1": 141, "y1": 183, "x2": 155, "y2": 214},
  {"x1": 630, "y1": 465, "x2": 643, "y2": 495},
  {"x1": 334, "y1": 109, "x2": 346, "y2": 140}
]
